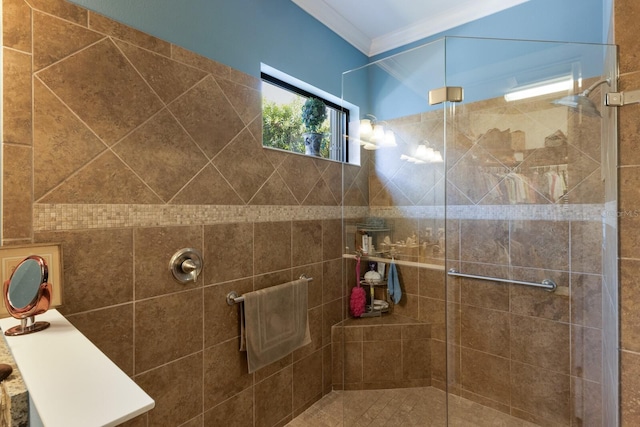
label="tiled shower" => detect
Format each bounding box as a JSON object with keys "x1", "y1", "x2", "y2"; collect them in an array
[
  {"x1": 337, "y1": 37, "x2": 617, "y2": 426},
  {"x1": 2, "y1": 0, "x2": 365, "y2": 425},
  {"x1": 0, "y1": 0, "x2": 629, "y2": 426}
]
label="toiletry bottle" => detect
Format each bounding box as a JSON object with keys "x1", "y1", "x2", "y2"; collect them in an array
[{"x1": 362, "y1": 233, "x2": 369, "y2": 254}]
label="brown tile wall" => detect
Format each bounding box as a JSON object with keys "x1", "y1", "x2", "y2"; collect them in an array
[
  {"x1": 617, "y1": 1, "x2": 640, "y2": 425},
  {"x1": 331, "y1": 320, "x2": 432, "y2": 391},
  {"x1": 1, "y1": 1, "x2": 369, "y2": 426}
]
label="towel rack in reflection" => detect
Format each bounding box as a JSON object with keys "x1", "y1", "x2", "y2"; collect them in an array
[
  {"x1": 226, "y1": 275, "x2": 313, "y2": 305},
  {"x1": 447, "y1": 268, "x2": 557, "y2": 292}
]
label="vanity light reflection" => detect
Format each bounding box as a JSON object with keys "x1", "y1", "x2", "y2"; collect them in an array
[
  {"x1": 401, "y1": 142, "x2": 443, "y2": 164},
  {"x1": 358, "y1": 115, "x2": 397, "y2": 150}
]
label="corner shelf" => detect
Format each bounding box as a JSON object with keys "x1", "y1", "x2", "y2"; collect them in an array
[{"x1": 343, "y1": 253, "x2": 445, "y2": 271}]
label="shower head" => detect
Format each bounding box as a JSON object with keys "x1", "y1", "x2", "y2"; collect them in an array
[
  {"x1": 552, "y1": 94, "x2": 602, "y2": 117},
  {"x1": 552, "y1": 78, "x2": 611, "y2": 118}
]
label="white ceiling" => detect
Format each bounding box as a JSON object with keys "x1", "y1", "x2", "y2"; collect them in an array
[{"x1": 292, "y1": 0, "x2": 530, "y2": 56}]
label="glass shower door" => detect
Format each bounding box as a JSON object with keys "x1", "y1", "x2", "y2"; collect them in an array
[
  {"x1": 340, "y1": 39, "x2": 449, "y2": 426},
  {"x1": 443, "y1": 37, "x2": 618, "y2": 426}
]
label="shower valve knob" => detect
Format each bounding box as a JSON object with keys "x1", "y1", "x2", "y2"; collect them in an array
[{"x1": 169, "y1": 248, "x2": 203, "y2": 284}]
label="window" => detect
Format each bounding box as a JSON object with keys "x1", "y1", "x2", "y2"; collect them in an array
[{"x1": 261, "y1": 65, "x2": 354, "y2": 163}]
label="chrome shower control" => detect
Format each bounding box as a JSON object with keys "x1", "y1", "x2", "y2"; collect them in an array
[{"x1": 169, "y1": 248, "x2": 203, "y2": 284}]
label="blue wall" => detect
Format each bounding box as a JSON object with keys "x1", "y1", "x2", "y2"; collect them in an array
[{"x1": 68, "y1": 0, "x2": 611, "y2": 119}]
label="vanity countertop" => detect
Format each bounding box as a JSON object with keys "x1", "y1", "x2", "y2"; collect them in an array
[
  {"x1": 0, "y1": 333, "x2": 28, "y2": 427},
  {"x1": 0, "y1": 310, "x2": 154, "y2": 427}
]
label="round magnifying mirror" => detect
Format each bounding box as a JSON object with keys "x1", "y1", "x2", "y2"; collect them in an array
[
  {"x1": 3, "y1": 255, "x2": 52, "y2": 336},
  {"x1": 8, "y1": 258, "x2": 45, "y2": 309}
]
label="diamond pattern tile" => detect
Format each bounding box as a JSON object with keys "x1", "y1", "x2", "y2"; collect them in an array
[
  {"x1": 417, "y1": 176, "x2": 445, "y2": 206},
  {"x1": 216, "y1": 78, "x2": 261, "y2": 126},
  {"x1": 115, "y1": 39, "x2": 207, "y2": 104},
  {"x1": 33, "y1": 79, "x2": 106, "y2": 199},
  {"x1": 87, "y1": 12, "x2": 170, "y2": 56},
  {"x1": 390, "y1": 161, "x2": 443, "y2": 205},
  {"x1": 371, "y1": 146, "x2": 405, "y2": 184},
  {"x1": 249, "y1": 172, "x2": 297, "y2": 205},
  {"x1": 37, "y1": 38, "x2": 164, "y2": 145},
  {"x1": 303, "y1": 178, "x2": 339, "y2": 206},
  {"x1": 322, "y1": 162, "x2": 343, "y2": 205},
  {"x1": 39, "y1": 151, "x2": 162, "y2": 204},
  {"x1": 12, "y1": 0, "x2": 346, "y2": 212},
  {"x1": 370, "y1": 181, "x2": 413, "y2": 207},
  {"x1": 33, "y1": 11, "x2": 103, "y2": 70},
  {"x1": 343, "y1": 185, "x2": 367, "y2": 206},
  {"x1": 565, "y1": 167, "x2": 604, "y2": 204},
  {"x1": 171, "y1": 165, "x2": 244, "y2": 205},
  {"x1": 3, "y1": 48, "x2": 32, "y2": 145},
  {"x1": 112, "y1": 109, "x2": 210, "y2": 202},
  {"x1": 447, "y1": 144, "x2": 508, "y2": 204},
  {"x1": 212, "y1": 128, "x2": 275, "y2": 203},
  {"x1": 277, "y1": 155, "x2": 322, "y2": 204},
  {"x1": 566, "y1": 144, "x2": 600, "y2": 191},
  {"x1": 26, "y1": 0, "x2": 88, "y2": 26},
  {"x1": 169, "y1": 76, "x2": 245, "y2": 159}
]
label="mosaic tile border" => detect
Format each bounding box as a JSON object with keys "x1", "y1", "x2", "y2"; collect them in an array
[
  {"x1": 370, "y1": 204, "x2": 607, "y2": 221},
  {"x1": 34, "y1": 203, "x2": 608, "y2": 231},
  {"x1": 33, "y1": 204, "x2": 369, "y2": 231}
]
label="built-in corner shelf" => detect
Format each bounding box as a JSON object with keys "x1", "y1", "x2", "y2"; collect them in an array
[
  {"x1": 0, "y1": 309, "x2": 154, "y2": 427},
  {"x1": 342, "y1": 253, "x2": 445, "y2": 271}
]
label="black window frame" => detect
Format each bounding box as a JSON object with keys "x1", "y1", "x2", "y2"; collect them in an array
[{"x1": 261, "y1": 72, "x2": 350, "y2": 162}]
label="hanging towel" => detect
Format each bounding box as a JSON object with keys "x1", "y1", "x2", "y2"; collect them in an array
[
  {"x1": 387, "y1": 261, "x2": 402, "y2": 304},
  {"x1": 239, "y1": 301, "x2": 246, "y2": 351},
  {"x1": 243, "y1": 278, "x2": 311, "y2": 373}
]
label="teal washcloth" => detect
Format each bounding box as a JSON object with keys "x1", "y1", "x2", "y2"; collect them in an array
[{"x1": 387, "y1": 261, "x2": 401, "y2": 304}]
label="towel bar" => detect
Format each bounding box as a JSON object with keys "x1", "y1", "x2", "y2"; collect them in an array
[
  {"x1": 226, "y1": 275, "x2": 313, "y2": 305},
  {"x1": 447, "y1": 268, "x2": 557, "y2": 292}
]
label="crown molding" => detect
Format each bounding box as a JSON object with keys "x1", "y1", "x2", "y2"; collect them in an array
[
  {"x1": 370, "y1": 0, "x2": 530, "y2": 55},
  {"x1": 293, "y1": 0, "x2": 530, "y2": 57},
  {"x1": 291, "y1": 0, "x2": 371, "y2": 55}
]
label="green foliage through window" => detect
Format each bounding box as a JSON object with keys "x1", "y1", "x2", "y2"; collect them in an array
[
  {"x1": 262, "y1": 95, "x2": 331, "y2": 158},
  {"x1": 261, "y1": 73, "x2": 345, "y2": 161}
]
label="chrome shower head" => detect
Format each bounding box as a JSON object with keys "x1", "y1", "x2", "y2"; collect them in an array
[
  {"x1": 552, "y1": 78, "x2": 611, "y2": 118},
  {"x1": 552, "y1": 94, "x2": 602, "y2": 117}
]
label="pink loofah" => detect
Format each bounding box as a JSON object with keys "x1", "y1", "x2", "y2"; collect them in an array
[
  {"x1": 350, "y1": 256, "x2": 366, "y2": 317},
  {"x1": 350, "y1": 286, "x2": 366, "y2": 317}
]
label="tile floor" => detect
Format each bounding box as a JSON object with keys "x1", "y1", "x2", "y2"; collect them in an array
[{"x1": 287, "y1": 387, "x2": 540, "y2": 426}]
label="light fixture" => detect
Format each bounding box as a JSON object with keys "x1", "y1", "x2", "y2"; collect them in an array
[
  {"x1": 359, "y1": 119, "x2": 373, "y2": 137},
  {"x1": 358, "y1": 115, "x2": 397, "y2": 150},
  {"x1": 504, "y1": 76, "x2": 574, "y2": 102},
  {"x1": 401, "y1": 141, "x2": 443, "y2": 164}
]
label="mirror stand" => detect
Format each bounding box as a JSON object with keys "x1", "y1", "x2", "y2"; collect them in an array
[
  {"x1": 4, "y1": 315, "x2": 50, "y2": 336},
  {"x1": 3, "y1": 255, "x2": 53, "y2": 337}
]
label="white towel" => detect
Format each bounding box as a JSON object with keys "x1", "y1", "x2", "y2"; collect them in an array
[{"x1": 243, "y1": 278, "x2": 311, "y2": 373}]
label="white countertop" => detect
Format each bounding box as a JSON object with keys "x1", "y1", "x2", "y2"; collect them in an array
[{"x1": 0, "y1": 310, "x2": 154, "y2": 427}]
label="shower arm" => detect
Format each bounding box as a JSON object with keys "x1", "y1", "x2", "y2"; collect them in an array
[{"x1": 582, "y1": 78, "x2": 611, "y2": 96}]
